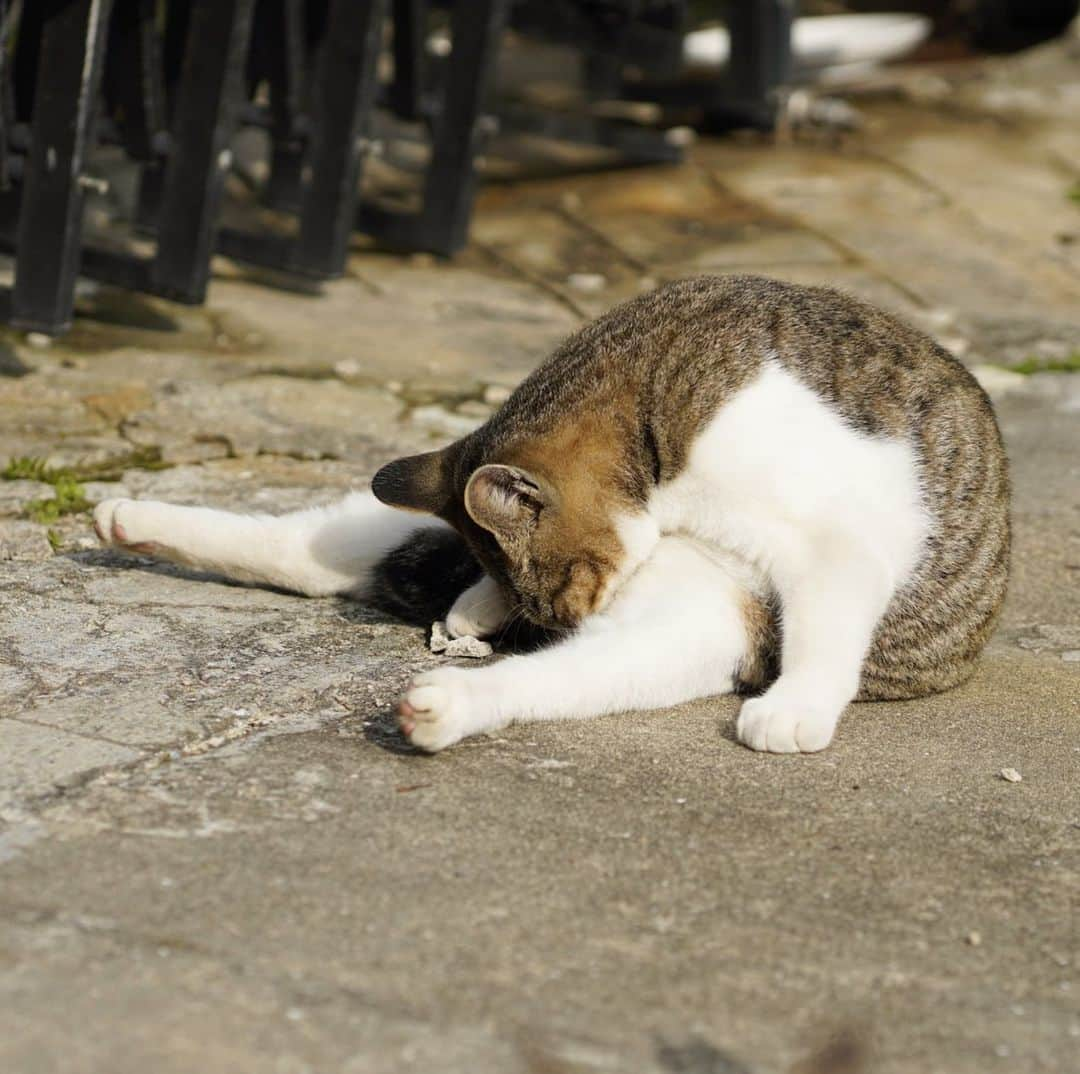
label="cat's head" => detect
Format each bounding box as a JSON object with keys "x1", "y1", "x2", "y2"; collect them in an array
[{"x1": 371, "y1": 447, "x2": 656, "y2": 630}]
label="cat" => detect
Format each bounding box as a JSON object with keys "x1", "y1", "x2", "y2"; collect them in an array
[{"x1": 93, "y1": 275, "x2": 1010, "y2": 754}]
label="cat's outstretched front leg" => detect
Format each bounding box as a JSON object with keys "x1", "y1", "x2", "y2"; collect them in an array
[{"x1": 398, "y1": 538, "x2": 754, "y2": 752}]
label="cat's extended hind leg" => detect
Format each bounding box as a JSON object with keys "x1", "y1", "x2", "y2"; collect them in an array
[
  {"x1": 398, "y1": 538, "x2": 758, "y2": 752},
  {"x1": 94, "y1": 492, "x2": 436, "y2": 596},
  {"x1": 93, "y1": 492, "x2": 500, "y2": 629}
]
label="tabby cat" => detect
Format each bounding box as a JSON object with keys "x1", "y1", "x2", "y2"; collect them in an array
[{"x1": 94, "y1": 276, "x2": 1010, "y2": 754}]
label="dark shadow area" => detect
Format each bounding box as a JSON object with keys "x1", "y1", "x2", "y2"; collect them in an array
[
  {"x1": 361, "y1": 710, "x2": 423, "y2": 756},
  {"x1": 69, "y1": 547, "x2": 266, "y2": 589},
  {"x1": 0, "y1": 338, "x2": 31, "y2": 377},
  {"x1": 655, "y1": 1035, "x2": 752, "y2": 1074},
  {"x1": 789, "y1": 1027, "x2": 869, "y2": 1074},
  {"x1": 216, "y1": 264, "x2": 325, "y2": 298},
  {"x1": 73, "y1": 287, "x2": 180, "y2": 333}
]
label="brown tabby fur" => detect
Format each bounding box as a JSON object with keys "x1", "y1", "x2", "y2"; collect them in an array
[{"x1": 374, "y1": 275, "x2": 1010, "y2": 701}]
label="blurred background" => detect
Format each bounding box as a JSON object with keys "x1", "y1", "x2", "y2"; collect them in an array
[{"x1": 1, "y1": 0, "x2": 1078, "y2": 337}]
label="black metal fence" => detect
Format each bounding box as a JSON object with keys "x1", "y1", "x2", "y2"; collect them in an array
[{"x1": 0, "y1": 0, "x2": 794, "y2": 336}]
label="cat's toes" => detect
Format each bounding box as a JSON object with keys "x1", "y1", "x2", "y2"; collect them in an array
[
  {"x1": 398, "y1": 669, "x2": 491, "y2": 753},
  {"x1": 93, "y1": 499, "x2": 129, "y2": 545},
  {"x1": 736, "y1": 694, "x2": 838, "y2": 754},
  {"x1": 93, "y1": 499, "x2": 160, "y2": 553}
]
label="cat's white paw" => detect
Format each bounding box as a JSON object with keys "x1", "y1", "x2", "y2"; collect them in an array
[
  {"x1": 736, "y1": 690, "x2": 840, "y2": 754},
  {"x1": 93, "y1": 498, "x2": 163, "y2": 553},
  {"x1": 398, "y1": 667, "x2": 499, "y2": 752},
  {"x1": 445, "y1": 576, "x2": 510, "y2": 639},
  {"x1": 93, "y1": 498, "x2": 124, "y2": 545}
]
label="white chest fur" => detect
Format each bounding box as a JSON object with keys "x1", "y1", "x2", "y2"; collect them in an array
[{"x1": 649, "y1": 362, "x2": 929, "y2": 592}]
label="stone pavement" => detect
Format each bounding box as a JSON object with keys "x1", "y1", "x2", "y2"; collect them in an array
[{"x1": 2, "y1": 35, "x2": 1079, "y2": 1074}]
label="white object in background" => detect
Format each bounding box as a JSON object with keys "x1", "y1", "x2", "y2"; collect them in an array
[{"x1": 684, "y1": 14, "x2": 933, "y2": 83}]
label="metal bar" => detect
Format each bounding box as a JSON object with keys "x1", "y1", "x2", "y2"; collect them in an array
[
  {"x1": 218, "y1": 0, "x2": 385, "y2": 279},
  {"x1": 719, "y1": 0, "x2": 794, "y2": 129},
  {"x1": 412, "y1": 0, "x2": 509, "y2": 255},
  {"x1": 150, "y1": 0, "x2": 257, "y2": 303},
  {"x1": 104, "y1": 0, "x2": 167, "y2": 160},
  {"x1": 13, "y1": 0, "x2": 44, "y2": 123},
  {"x1": 12, "y1": 0, "x2": 114, "y2": 334},
  {"x1": 262, "y1": 0, "x2": 314, "y2": 212},
  {"x1": 292, "y1": 0, "x2": 386, "y2": 276},
  {"x1": 389, "y1": 0, "x2": 425, "y2": 120}
]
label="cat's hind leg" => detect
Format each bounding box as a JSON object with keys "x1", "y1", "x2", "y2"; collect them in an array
[
  {"x1": 398, "y1": 537, "x2": 758, "y2": 752},
  {"x1": 94, "y1": 492, "x2": 463, "y2": 601},
  {"x1": 735, "y1": 537, "x2": 893, "y2": 754}
]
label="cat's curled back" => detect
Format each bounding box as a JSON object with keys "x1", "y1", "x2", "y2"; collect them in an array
[{"x1": 94, "y1": 276, "x2": 1010, "y2": 754}]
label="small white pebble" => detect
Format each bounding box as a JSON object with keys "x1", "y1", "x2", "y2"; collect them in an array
[
  {"x1": 333, "y1": 358, "x2": 363, "y2": 378},
  {"x1": 999, "y1": 768, "x2": 1023, "y2": 783},
  {"x1": 429, "y1": 621, "x2": 492, "y2": 659},
  {"x1": 1061, "y1": 650, "x2": 1080, "y2": 663},
  {"x1": 483, "y1": 384, "x2": 512, "y2": 406},
  {"x1": 566, "y1": 272, "x2": 607, "y2": 294},
  {"x1": 675, "y1": 797, "x2": 687, "y2": 805},
  {"x1": 429, "y1": 620, "x2": 451, "y2": 653},
  {"x1": 938, "y1": 335, "x2": 970, "y2": 358},
  {"x1": 967, "y1": 931, "x2": 982, "y2": 947},
  {"x1": 26, "y1": 331, "x2": 52, "y2": 348},
  {"x1": 994, "y1": 1044, "x2": 1010, "y2": 1058}
]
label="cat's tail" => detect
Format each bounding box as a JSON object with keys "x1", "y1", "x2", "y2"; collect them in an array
[{"x1": 92, "y1": 492, "x2": 481, "y2": 624}]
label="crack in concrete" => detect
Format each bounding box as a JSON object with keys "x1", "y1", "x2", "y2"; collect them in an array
[
  {"x1": 703, "y1": 170, "x2": 933, "y2": 311},
  {"x1": 474, "y1": 242, "x2": 591, "y2": 321},
  {"x1": 8, "y1": 716, "x2": 142, "y2": 752}
]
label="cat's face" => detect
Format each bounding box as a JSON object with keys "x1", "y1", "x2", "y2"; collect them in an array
[
  {"x1": 458, "y1": 463, "x2": 629, "y2": 630},
  {"x1": 372, "y1": 451, "x2": 641, "y2": 630}
]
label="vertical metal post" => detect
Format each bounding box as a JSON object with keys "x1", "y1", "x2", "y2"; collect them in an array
[
  {"x1": 105, "y1": 0, "x2": 167, "y2": 161},
  {"x1": 389, "y1": 0, "x2": 425, "y2": 121},
  {"x1": 725, "y1": 0, "x2": 794, "y2": 129},
  {"x1": 256, "y1": 0, "x2": 308, "y2": 211},
  {"x1": 292, "y1": 0, "x2": 386, "y2": 276},
  {"x1": 415, "y1": 0, "x2": 509, "y2": 255},
  {"x1": 150, "y1": 0, "x2": 257, "y2": 303},
  {"x1": 12, "y1": 0, "x2": 114, "y2": 334}
]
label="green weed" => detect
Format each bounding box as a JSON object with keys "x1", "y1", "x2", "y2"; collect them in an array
[{"x1": 1009, "y1": 352, "x2": 1080, "y2": 375}]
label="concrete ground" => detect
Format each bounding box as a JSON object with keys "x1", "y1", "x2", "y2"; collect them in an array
[{"x1": 2, "y1": 33, "x2": 1079, "y2": 1074}]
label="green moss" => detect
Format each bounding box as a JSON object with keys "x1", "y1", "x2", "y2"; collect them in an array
[
  {"x1": 2, "y1": 456, "x2": 64, "y2": 483},
  {"x1": 25, "y1": 476, "x2": 92, "y2": 524},
  {"x1": 1068, "y1": 181, "x2": 1080, "y2": 205},
  {"x1": 3, "y1": 457, "x2": 92, "y2": 523},
  {"x1": 3, "y1": 446, "x2": 167, "y2": 486},
  {"x1": 46, "y1": 528, "x2": 63, "y2": 552},
  {"x1": 1009, "y1": 352, "x2": 1080, "y2": 375}
]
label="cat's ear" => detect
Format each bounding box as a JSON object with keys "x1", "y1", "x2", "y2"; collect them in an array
[
  {"x1": 371, "y1": 450, "x2": 452, "y2": 516},
  {"x1": 464, "y1": 464, "x2": 549, "y2": 539}
]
